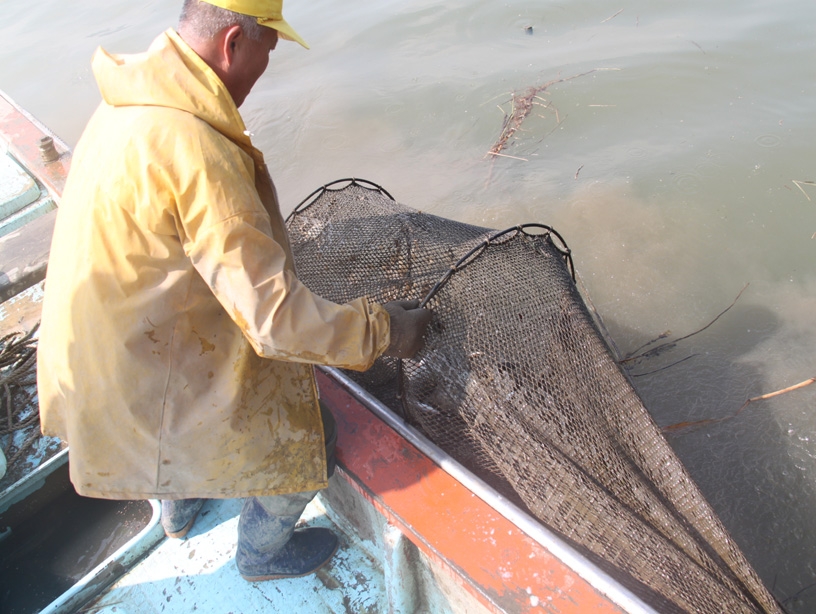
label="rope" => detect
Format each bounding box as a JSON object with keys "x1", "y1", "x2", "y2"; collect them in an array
[{"x1": 0, "y1": 323, "x2": 41, "y2": 469}]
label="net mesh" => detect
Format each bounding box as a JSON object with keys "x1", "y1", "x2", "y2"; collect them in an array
[{"x1": 286, "y1": 179, "x2": 781, "y2": 614}]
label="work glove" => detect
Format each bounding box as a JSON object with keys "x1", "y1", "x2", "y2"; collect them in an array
[{"x1": 382, "y1": 300, "x2": 433, "y2": 359}]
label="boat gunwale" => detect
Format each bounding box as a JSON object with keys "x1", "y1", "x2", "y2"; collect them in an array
[{"x1": 320, "y1": 366, "x2": 654, "y2": 614}]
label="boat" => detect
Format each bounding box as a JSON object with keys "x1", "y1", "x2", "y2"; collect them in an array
[
  {"x1": 1, "y1": 88, "x2": 781, "y2": 614},
  {"x1": 0, "y1": 87, "x2": 641, "y2": 614}
]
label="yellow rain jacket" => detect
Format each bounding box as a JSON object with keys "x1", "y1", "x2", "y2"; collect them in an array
[{"x1": 37, "y1": 29, "x2": 390, "y2": 500}]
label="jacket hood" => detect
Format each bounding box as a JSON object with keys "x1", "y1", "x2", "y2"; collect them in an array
[{"x1": 92, "y1": 29, "x2": 250, "y2": 146}]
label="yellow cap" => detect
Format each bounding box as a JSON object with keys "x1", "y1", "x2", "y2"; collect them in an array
[{"x1": 201, "y1": 0, "x2": 309, "y2": 49}]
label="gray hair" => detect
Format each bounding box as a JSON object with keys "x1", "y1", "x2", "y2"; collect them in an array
[{"x1": 179, "y1": 0, "x2": 267, "y2": 42}]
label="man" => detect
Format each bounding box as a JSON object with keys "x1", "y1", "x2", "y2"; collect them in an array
[{"x1": 37, "y1": 0, "x2": 431, "y2": 582}]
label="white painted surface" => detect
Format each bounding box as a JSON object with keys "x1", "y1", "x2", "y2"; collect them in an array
[
  {"x1": 0, "y1": 152, "x2": 39, "y2": 220},
  {"x1": 90, "y1": 495, "x2": 387, "y2": 613}
]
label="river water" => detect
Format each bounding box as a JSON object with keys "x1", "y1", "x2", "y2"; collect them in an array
[{"x1": 2, "y1": 0, "x2": 814, "y2": 610}]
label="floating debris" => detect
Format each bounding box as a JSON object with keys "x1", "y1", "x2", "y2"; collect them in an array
[{"x1": 485, "y1": 70, "x2": 597, "y2": 160}]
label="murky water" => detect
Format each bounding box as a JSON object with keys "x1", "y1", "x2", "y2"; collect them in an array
[{"x1": 2, "y1": 0, "x2": 815, "y2": 609}]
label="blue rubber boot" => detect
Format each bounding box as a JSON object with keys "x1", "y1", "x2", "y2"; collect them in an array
[
  {"x1": 236, "y1": 496, "x2": 339, "y2": 581},
  {"x1": 236, "y1": 403, "x2": 339, "y2": 580},
  {"x1": 161, "y1": 498, "x2": 205, "y2": 538}
]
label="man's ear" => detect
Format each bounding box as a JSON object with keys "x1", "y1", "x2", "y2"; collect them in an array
[{"x1": 220, "y1": 25, "x2": 243, "y2": 67}]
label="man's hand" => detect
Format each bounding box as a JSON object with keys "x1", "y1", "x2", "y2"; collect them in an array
[{"x1": 382, "y1": 300, "x2": 433, "y2": 359}]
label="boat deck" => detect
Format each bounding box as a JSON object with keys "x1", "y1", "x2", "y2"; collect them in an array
[{"x1": 88, "y1": 496, "x2": 388, "y2": 614}]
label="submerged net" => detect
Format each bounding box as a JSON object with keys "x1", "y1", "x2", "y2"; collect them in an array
[{"x1": 286, "y1": 179, "x2": 781, "y2": 614}]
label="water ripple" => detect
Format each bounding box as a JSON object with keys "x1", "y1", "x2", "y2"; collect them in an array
[
  {"x1": 671, "y1": 172, "x2": 702, "y2": 195},
  {"x1": 755, "y1": 134, "x2": 782, "y2": 148}
]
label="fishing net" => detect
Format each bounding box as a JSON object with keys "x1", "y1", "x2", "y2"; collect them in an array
[{"x1": 286, "y1": 179, "x2": 781, "y2": 614}]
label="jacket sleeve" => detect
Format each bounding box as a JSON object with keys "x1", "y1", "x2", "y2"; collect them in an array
[
  {"x1": 189, "y1": 212, "x2": 390, "y2": 371},
  {"x1": 174, "y1": 133, "x2": 390, "y2": 371}
]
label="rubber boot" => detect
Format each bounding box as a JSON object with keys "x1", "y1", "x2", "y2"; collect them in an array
[
  {"x1": 236, "y1": 496, "x2": 339, "y2": 581},
  {"x1": 161, "y1": 498, "x2": 205, "y2": 538},
  {"x1": 235, "y1": 403, "x2": 339, "y2": 580}
]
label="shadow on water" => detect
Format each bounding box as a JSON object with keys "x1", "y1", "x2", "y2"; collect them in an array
[{"x1": 607, "y1": 301, "x2": 816, "y2": 613}]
